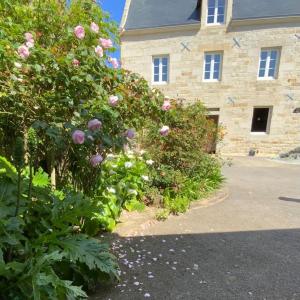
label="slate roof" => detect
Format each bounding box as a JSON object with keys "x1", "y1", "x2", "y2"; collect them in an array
[
  {"x1": 124, "y1": 0, "x2": 201, "y2": 30},
  {"x1": 124, "y1": 0, "x2": 300, "y2": 30},
  {"x1": 232, "y1": 0, "x2": 300, "y2": 20}
]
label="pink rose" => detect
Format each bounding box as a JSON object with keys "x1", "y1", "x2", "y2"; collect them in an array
[
  {"x1": 99, "y1": 38, "x2": 113, "y2": 49},
  {"x1": 111, "y1": 58, "x2": 119, "y2": 69},
  {"x1": 88, "y1": 119, "x2": 102, "y2": 131},
  {"x1": 90, "y1": 154, "x2": 103, "y2": 167},
  {"x1": 108, "y1": 95, "x2": 119, "y2": 107},
  {"x1": 159, "y1": 126, "x2": 170, "y2": 136},
  {"x1": 162, "y1": 100, "x2": 171, "y2": 111},
  {"x1": 18, "y1": 45, "x2": 30, "y2": 59},
  {"x1": 72, "y1": 59, "x2": 80, "y2": 67},
  {"x1": 126, "y1": 129, "x2": 135, "y2": 139},
  {"x1": 90, "y1": 22, "x2": 99, "y2": 33},
  {"x1": 72, "y1": 130, "x2": 85, "y2": 144},
  {"x1": 74, "y1": 25, "x2": 85, "y2": 39},
  {"x1": 24, "y1": 32, "x2": 33, "y2": 41},
  {"x1": 95, "y1": 45, "x2": 103, "y2": 58}
]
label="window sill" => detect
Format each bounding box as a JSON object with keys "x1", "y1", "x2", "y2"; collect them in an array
[
  {"x1": 257, "y1": 77, "x2": 277, "y2": 81},
  {"x1": 206, "y1": 23, "x2": 225, "y2": 27},
  {"x1": 203, "y1": 79, "x2": 221, "y2": 83},
  {"x1": 250, "y1": 132, "x2": 269, "y2": 135},
  {"x1": 152, "y1": 82, "x2": 169, "y2": 86}
]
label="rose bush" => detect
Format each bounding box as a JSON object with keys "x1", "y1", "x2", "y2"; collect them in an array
[{"x1": 0, "y1": 0, "x2": 224, "y2": 298}]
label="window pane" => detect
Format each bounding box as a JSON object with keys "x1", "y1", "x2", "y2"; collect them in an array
[
  {"x1": 208, "y1": 0, "x2": 216, "y2": 8},
  {"x1": 154, "y1": 74, "x2": 159, "y2": 82},
  {"x1": 214, "y1": 62, "x2": 220, "y2": 73},
  {"x1": 162, "y1": 66, "x2": 168, "y2": 74},
  {"x1": 213, "y1": 71, "x2": 219, "y2": 80},
  {"x1": 207, "y1": 16, "x2": 215, "y2": 23},
  {"x1": 206, "y1": 54, "x2": 212, "y2": 62},
  {"x1": 205, "y1": 64, "x2": 211, "y2": 72},
  {"x1": 162, "y1": 73, "x2": 168, "y2": 82},
  {"x1": 214, "y1": 54, "x2": 221, "y2": 63},
  {"x1": 217, "y1": 14, "x2": 224, "y2": 23},
  {"x1": 218, "y1": 6, "x2": 224, "y2": 14},
  {"x1": 269, "y1": 59, "x2": 276, "y2": 69},
  {"x1": 218, "y1": 0, "x2": 225, "y2": 6},
  {"x1": 154, "y1": 66, "x2": 159, "y2": 75},
  {"x1": 162, "y1": 57, "x2": 168, "y2": 66},
  {"x1": 271, "y1": 50, "x2": 277, "y2": 60},
  {"x1": 208, "y1": 7, "x2": 215, "y2": 15},
  {"x1": 154, "y1": 58, "x2": 160, "y2": 67},
  {"x1": 268, "y1": 68, "x2": 275, "y2": 77},
  {"x1": 259, "y1": 60, "x2": 266, "y2": 69},
  {"x1": 259, "y1": 69, "x2": 265, "y2": 78},
  {"x1": 260, "y1": 51, "x2": 268, "y2": 60},
  {"x1": 205, "y1": 72, "x2": 211, "y2": 80}
]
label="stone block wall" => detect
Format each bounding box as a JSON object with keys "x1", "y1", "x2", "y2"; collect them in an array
[{"x1": 121, "y1": 8, "x2": 300, "y2": 156}]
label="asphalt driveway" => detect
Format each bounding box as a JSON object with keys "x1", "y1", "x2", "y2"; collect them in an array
[{"x1": 92, "y1": 157, "x2": 300, "y2": 300}]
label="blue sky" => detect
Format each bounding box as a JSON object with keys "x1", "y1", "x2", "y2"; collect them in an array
[{"x1": 100, "y1": 0, "x2": 126, "y2": 59}]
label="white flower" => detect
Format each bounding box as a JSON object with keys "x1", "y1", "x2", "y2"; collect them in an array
[
  {"x1": 125, "y1": 162, "x2": 133, "y2": 168},
  {"x1": 112, "y1": 164, "x2": 117, "y2": 169},
  {"x1": 142, "y1": 175, "x2": 149, "y2": 181},
  {"x1": 144, "y1": 293, "x2": 151, "y2": 298},
  {"x1": 128, "y1": 189, "x2": 138, "y2": 196},
  {"x1": 146, "y1": 160, "x2": 154, "y2": 165},
  {"x1": 140, "y1": 150, "x2": 146, "y2": 155},
  {"x1": 106, "y1": 154, "x2": 115, "y2": 160},
  {"x1": 26, "y1": 40, "x2": 34, "y2": 48},
  {"x1": 107, "y1": 187, "x2": 116, "y2": 194},
  {"x1": 14, "y1": 62, "x2": 22, "y2": 68},
  {"x1": 109, "y1": 170, "x2": 117, "y2": 175}
]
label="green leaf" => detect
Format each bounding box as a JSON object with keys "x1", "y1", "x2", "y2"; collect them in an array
[
  {"x1": 58, "y1": 235, "x2": 119, "y2": 278},
  {"x1": 0, "y1": 156, "x2": 17, "y2": 181},
  {"x1": 32, "y1": 168, "x2": 49, "y2": 187},
  {"x1": 34, "y1": 64, "x2": 42, "y2": 73}
]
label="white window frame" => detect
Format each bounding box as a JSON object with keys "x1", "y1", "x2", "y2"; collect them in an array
[
  {"x1": 203, "y1": 52, "x2": 223, "y2": 82},
  {"x1": 152, "y1": 56, "x2": 169, "y2": 84},
  {"x1": 258, "y1": 48, "x2": 280, "y2": 80},
  {"x1": 206, "y1": 0, "x2": 226, "y2": 25}
]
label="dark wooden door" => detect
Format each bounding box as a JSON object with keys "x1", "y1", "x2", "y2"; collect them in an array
[{"x1": 206, "y1": 115, "x2": 219, "y2": 154}]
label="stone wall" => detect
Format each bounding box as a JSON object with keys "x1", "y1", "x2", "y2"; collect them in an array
[{"x1": 121, "y1": 3, "x2": 300, "y2": 156}]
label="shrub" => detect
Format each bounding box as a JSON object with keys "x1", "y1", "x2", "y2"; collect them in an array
[
  {"x1": 0, "y1": 0, "x2": 126, "y2": 192},
  {"x1": 0, "y1": 156, "x2": 118, "y2": 299},
  {"x1": 84, "y1": 152, "x2": 150, "y2": 233},
  {"x1": 142, "y1": 100, "x2": 224, "y2": 216}
]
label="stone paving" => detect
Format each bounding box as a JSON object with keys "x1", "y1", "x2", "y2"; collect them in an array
[{"x1": 91, "y1": 157, "x2": 300, "y2": 300}]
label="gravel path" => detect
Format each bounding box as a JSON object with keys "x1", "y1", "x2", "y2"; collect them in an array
[{"x1": 91, "y1": 157, "x2": 300, "y2": 300}]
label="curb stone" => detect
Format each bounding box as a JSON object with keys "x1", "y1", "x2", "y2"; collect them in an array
[{"x1": 114, "y1": 186, "x2": 229, "y2": 237}]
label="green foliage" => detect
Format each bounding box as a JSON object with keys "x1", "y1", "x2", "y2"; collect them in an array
[
  {"x1": 163, "y1": 192, "x2": 190, "y2": 215},
  {"x1": 141, "y1": 100, "x2": 224, "y2": 218},
  {"x1": 0, "y1": 156, "x2": 119, "y2": 299},
  {"x1": 0, "y1": 0, "x2": 125, "y2": 192},
  {"x1": 155, "y1": 209, "x2": 169, "y2": 221},
  {"x1": 125, "y1": 199, "x2": 146, "y2": 212},
  {"x1": 84, "y1": 152, "x2": 150, "y2": 233}
]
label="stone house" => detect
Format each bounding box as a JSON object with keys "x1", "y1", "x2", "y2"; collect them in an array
[{"x1": 120, "y1": 0, "x2": 300, "y2": 156}]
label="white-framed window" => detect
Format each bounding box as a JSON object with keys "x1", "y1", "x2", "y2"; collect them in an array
[
  {"x1": 207, "y1": 0, "x2": 226, "y2": 25},
  {"x1": 203, "y1": 52, "x2": 222, "y2": 81},
  {"x1": 152, "y1": 56, "x2": 169, "y2": 84},
  {"x1": 258, "y1": 49, "x2": 280, "y2": 80}
]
